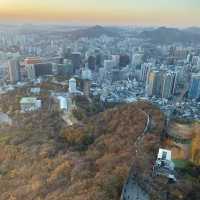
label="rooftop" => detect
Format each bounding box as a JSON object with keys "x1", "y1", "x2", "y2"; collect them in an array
[{"x1": 20, "y1": 97, "x2": 39, "y2": 104}]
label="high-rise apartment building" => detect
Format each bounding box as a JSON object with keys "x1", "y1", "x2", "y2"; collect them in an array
[
  {"x1": 146, "y1": 70, "x2": 164, "y2": 97},
  {"x1": 146, "y1": 70, "x2": 159, "y2": 96},
  {"x1": 188, "y1": 74, "x2": 200, "y2": 99},
  {"x1": 140, "y1": 63, "x2": 151, "y2": 82},
  {"x1": 162, "y1": 72, "x2": 175, "y2": 99}
]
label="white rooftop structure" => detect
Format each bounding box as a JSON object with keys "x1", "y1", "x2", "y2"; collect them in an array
[
  {"x1": 157, "y1": 148, "x2": 172, "y2": 161},
  {"x1": 154, "y1": 148, "x2": 176, "y2": 181},
  {"x1": 20, "y1": 97, "x2": 42, "y2": 112}
]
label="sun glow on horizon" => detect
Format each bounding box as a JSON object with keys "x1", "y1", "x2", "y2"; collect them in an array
[{"x1": 0, "y1": 0, "x2": 199, "y2": 26}]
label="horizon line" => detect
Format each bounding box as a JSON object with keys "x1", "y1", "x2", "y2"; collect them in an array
[{"x1": 0, "y1": 21, "x2": 199, "y2": 29}]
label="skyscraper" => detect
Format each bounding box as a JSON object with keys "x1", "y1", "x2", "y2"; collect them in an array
[
  {"x1": 119, "y1": 54, "x2": 130, "y2": 69},
  {"x1": 7, "y1": 59, "x2": 20, "y2": 83},
  {"x1": 88, "y1": 55, "x2": 96, "y2": 71},
  {"x1": 162, "y1": 72, "x2": 175, "y2": 99},
  {"x1": 188, "y1": 74, "x2": 200, "y2": 99},
  {"x1": 34, "y1": 63, "x2": 53, "y2": 77},
  {"x1": 146, "y1": 70, "x2": 163, "y2": 97},
  {"x1": 95, "y1": 53, "x2": 103, "y2": 69},
  {"x1": 71, "y1": 52, "x2": 82, "y2": 72}
]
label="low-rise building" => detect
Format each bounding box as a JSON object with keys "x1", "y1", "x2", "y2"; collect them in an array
[
  {"x1": 153, "y1": 148, "x2": 176, "y2": 182},
  {"x1": 20, "y1": 97, "x2": 42, "y2": 112},
  {"x1": 57, "y1": 96, "x2": 68, "y2": 112},
  {"x1": 30, "y1": 87, "x2": 41, "y2": 95}
]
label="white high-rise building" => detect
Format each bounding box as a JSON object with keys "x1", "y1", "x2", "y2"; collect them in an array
[
  {"x1": 140, "y1": 63, "x2": 152, "y2": 82},
  {"x1": 68, "y1": 78, "x2": 77, "y2": 93}
]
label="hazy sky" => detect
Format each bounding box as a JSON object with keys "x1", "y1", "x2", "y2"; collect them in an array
[{"x1": 0, "y1": 0, "x2": 199, "y2": 26}]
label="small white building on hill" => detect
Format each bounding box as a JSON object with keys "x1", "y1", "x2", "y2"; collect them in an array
[
  {"x1": 157, "y1": 148, "x2": 172, "y2": 161},
  {"x1": 20, "y1": 97, "x2": 42, "y2": 112}
]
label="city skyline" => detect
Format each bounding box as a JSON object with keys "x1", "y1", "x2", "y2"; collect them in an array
[{"x1": 0, "y1": 0, "x2": 200, "y2": 27}]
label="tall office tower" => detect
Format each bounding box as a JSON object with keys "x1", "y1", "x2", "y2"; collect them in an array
[
  {"x1": 71, "y1": 52, "x2": 82, "y2": 72},
  {"x1": 119, "y1": 54, "x2": 130, "y2": 69},
  {"x1": 140, "y1": 63, "x2": 151, "y2": 82},
  {"x1": 34, "y1": 63, "x2": 53, "y2": 77},
  {"x1": 7, "y1": 59, "x2": 20, "y2": 83},
  {"x1": 95, "y1": 53, "x2": 103, "y2": 69},
  {"x1": 154, "y1": 71, "x2": 163, "y2": 97},
  {"x1": 162, "y1": 72, "x2": 175, "y2": 99},
  {"x1": 88, "y1": 55, "x2": 96, "y2": 71},
  {"x1": 188, "y1": 74, "x2": 200, "y2": 99}
]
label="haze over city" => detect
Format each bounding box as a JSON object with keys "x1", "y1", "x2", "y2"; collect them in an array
[
  {"x1": 0, "y1": 1, "x2": 200, "y2": 200},
  {"x1": 0, "y1": 0, "x2": 200, "y2": 26}
]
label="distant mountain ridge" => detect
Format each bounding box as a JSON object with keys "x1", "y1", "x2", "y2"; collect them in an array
[
  {"x1": 67, "y1": 25, "x2": 120, "y2": 39},
  {"x1": 139, "y1": 26, "x2": 200, "y2": 44},
  {"x1": 184, "y1": 27, "x2": 200, "y2": 34}
]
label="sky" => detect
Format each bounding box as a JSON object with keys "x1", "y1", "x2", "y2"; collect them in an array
[{"x1": 0, "y1": 0, "x2": 199, "y2": 26}]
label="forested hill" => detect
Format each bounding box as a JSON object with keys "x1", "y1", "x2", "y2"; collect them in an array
[
  {"x1": 0, "y1": 98, "x2": 164, "y2": 200},
  {"x1": 0, "y1": 96, "x2": 199, "y2": 200}
]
